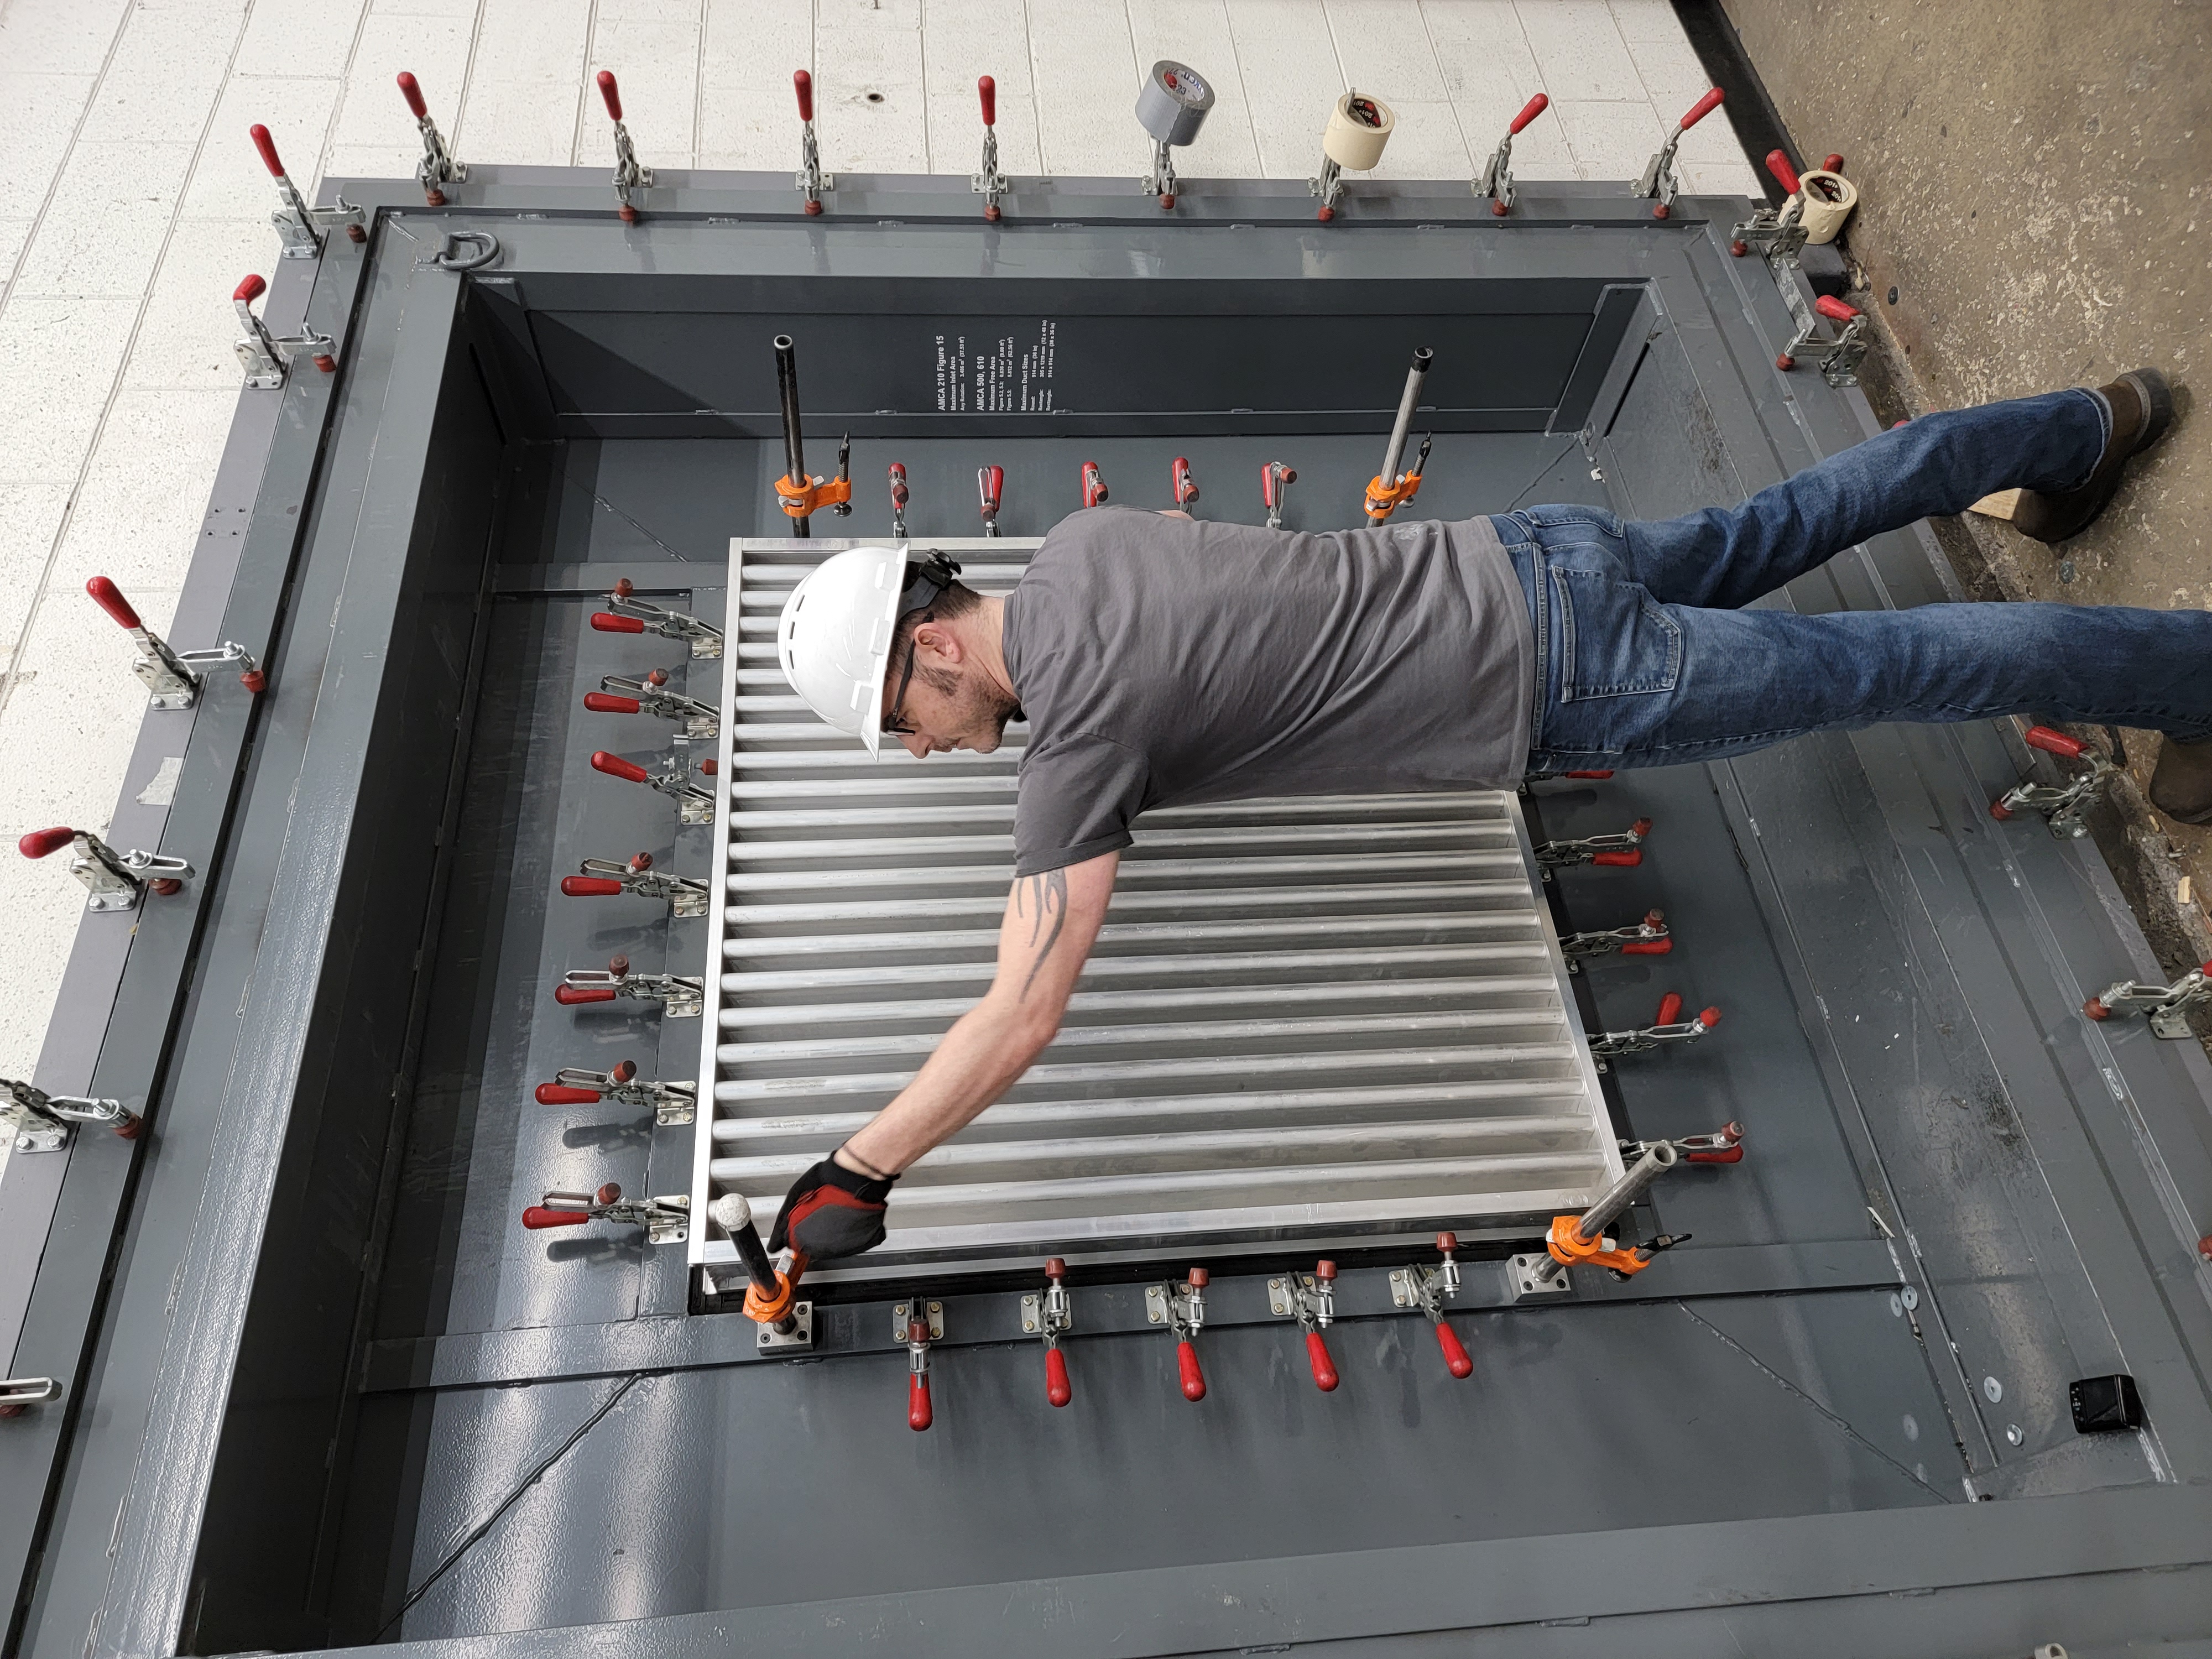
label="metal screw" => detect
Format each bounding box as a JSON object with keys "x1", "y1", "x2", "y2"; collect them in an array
[
  {"x1": 1983, "y1": 1375, "x2": 2004, "y2": 1403},
  {"x1": 2005, "y1": 1423, "x2": 2023, "y2": 1446},
  {"x1": 1886, "y1": 285, "x2": 1899, "y2": 304},
  {"x1": 2058, "y1": 559, "x2": 2077, "y2": 583},
  {"x1": 1900, "y1": 1287, "x2": 1918, "y2": 1311}
]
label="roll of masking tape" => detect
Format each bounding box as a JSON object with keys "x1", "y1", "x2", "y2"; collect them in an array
[
  {"x1": 1796, "y1": 169, "x2": 1856, "y2": 244},
  {"x1": 1321, "y1": 90, "x2": 1394, "y2": 171}
]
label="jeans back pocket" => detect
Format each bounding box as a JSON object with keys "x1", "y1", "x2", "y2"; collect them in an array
[{"x1": 1552, "y1": 567, "x2": 1682, "y2": 701}]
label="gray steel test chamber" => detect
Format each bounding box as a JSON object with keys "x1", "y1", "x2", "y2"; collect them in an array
[{"x1": 3, "y1": 162, "x2": 2211, "y2": 1659}]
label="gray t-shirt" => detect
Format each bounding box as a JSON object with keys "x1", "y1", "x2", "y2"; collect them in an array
[{"x1": 998, "y1": 508, "x2": 1533, "y2": 877}]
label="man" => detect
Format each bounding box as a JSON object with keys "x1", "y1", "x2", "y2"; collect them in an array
[{"x1": 768, "y1": 372, "x2": 2205, "y2": 1261}]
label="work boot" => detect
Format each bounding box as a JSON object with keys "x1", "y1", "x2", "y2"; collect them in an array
[
  {"x1": 2150, "y1": 734, "x2": 2212, "y2": 826},
  {"x1": 2013, "y1": 368, "x2": 2176, "y2": 545}
]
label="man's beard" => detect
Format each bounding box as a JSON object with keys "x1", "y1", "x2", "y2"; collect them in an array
[{"x1": 921, "y1": 662, "x2": 1021, "y2": 751}]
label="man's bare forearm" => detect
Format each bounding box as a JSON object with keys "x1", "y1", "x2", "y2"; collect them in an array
[{"x1": 838, "y1": 994, "x2": 1053, "y2": 1176}]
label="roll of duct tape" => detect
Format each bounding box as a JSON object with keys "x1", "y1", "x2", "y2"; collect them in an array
[
  {"x1": 1321, "y1": 91, "x2": 1394, "y2": 171},
  {"x1": 1797, "y1": 169, "x2": 1856, "y2": 244},
  {"x1": 1136, "y1": 60, "x2": 1214, "y2": 148}
]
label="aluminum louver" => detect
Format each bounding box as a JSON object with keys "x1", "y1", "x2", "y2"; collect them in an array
[{"x1": 692, "y1": 539, "x2": 1621, "y2": 1285}]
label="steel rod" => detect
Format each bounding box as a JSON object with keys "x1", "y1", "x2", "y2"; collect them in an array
[
  {"x1": 719, "y1": 879, "x2": 1533, "y2": 930},
  {"x1": 1377, "y1": 346, "x2": 1434, "y2": 486},
  {"x1": 1574, "y1": 1141, "x2": 1678, "y2": 1239},
  {"x1": 721, "y1": 940, "x2": 1547, "y2": 991},
  {"x1": 773, "y1": 333, "x2": 805, "y2": 489}
]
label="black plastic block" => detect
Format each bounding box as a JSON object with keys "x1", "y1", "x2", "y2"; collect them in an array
[{"x1": 2070, "y1": 1373, "x2": 2143, "y2": 1433}]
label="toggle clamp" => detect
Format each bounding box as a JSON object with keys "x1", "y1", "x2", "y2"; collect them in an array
[
  {"x1": 0, "y1": 1377, "x2": 62, "y2": 1418},
  {"x1": 1267, "y1": 1258, "x2": 1341, "y2": 1393},
  {"x1": 1135, "y1": 59, "x2": 1213, "y2": 210},
  {"x1": 561, "y1": 852, "x2": 709, "y2": 917},
  {"x1": 1587, "y1": 992, "x2": 1721, "y2": 1063},
  {"x1": 1389, "y1": 1232, "x2": 1474, "y2": 1378},
  {"x1": 2085, "y1": 962, "x2": 2212, "y2": 1040},
  {"x1": 972, "y1": 76, "x2": 1009, "y2": 220},
  {"x1": 1020, "y1": 1256, "x2": 1074, "y2": 1407},
  {"x1": 897, "y1": 1297, "x2": 945, "y2": 1430},
  {"x1": 1522, "y1": 768, "x2": 1614, "y2": 784},
  {"x1": 523, "y1": 1181, "x2": 690, "y2": 1244},
  {"x1": 1261, "y1": 461, "x2": 1296, "y2": 529},
  {"x1": 1535, "y1": 817, "x2": 1651, "y2": 870},
  {"x1": 1776, "y1": 294, "x2": 1867, "y2": 385},
  {"x1": 1476, "y1": 93, "x2": 1550, "y2": 216},
  {"x1": 596, "y1": 72, "x2": 653, "y2": 222},
  {"x1": 536, "y1": 1059, "x2": 696, "y2": 1125},
  {"x1": 978, "y1": 464, "x2": 1004, "y2": 535},
  {"x1": 397, "y1": 72, "x2": 465, "y2": 205},
  {"x1": 792, "y1": 70, "x2": 834, "y2": 213},
  {"x1": 20, "y1": 827, "x2": 192, "y2": 914},
  {"x1": 1990, "y1": 725, "x2": 2115, "y2": 839},
  {"x1": 1730, "y1": 149, "x2": 1811, "y2": 265},
  {"x1": 1560, "y1": 907, "x2": 1672, "y2": 969},
  {"x1": 3, "y1": 1076, "x2": 140, "y2": 1155},
  {"x1": 1171, "y1": 456, "x2": 1200, "y2": 514},
  {"x1": 251, "y1": 124, "x2": 363, "y2": 256},
  {"x1": 1145, "y1": 1267, "x2": 1209, "y2": 1401},
  {"x1": 232, "y1": 273, "x2": 336, "y2": 389},
  {"x1": 1634, "y1": 87, "x2": 1725, "y2": 218},
  {"x1": 1081, "y1": 461, "x2": 1109, "y2": 508},
  {"x1": 889, "y1": 463, "x2": 911, "y2": 540},
  {"x1": 591, "y1": 577, "x2": 723, "y2": 658},
  {"x1": 585, "y1": 671, "x2": 717, "y2": 738},
  {"x1": 709, "y1": 1193, "x2": 813, "y2": 1348},
  {"x1": 1364, "y1": 347, "x2": 1433, "y2": 523},
  {"x1": 555, "y1": 954, "x2": 705, "y2": 1018},
  {"x1": 88, "y1": 576, "x2": 262, "y2": 706},
  {"x1": 591, "y1": 749, "x2": 717, "y2": 825},
  {"x1": 1621, "y1": 1121, "x2": 1745, "y2": 1166}
]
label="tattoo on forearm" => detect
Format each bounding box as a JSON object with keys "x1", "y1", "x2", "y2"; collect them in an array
[{"x1": 1013, "y1": 869, "x2": 1068, "y2": 1001}]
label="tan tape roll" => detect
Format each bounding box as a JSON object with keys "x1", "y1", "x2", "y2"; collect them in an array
[
  {"x1": 1322, "y1": 91, "x2": 1395, "y2": 170},
  {"x1": 1797, "y1": 170, "x2": 1857, "y2": 244}
]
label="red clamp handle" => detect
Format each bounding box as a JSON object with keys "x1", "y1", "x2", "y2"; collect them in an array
[
  {"x1": 1765, "y1": 149, "x2": 1801, "y2": 195},
  {"x1": 590, "y1": 611, "x2": 645, "y2": 635},
  {"x1": 1045, "y1": 1347, "x2": 1071, "y2": 1408},
  {"x1": 1081, "y1": 462, "x2": 1107, "y2": 508},
  {"x1": 233, "y1": 273, "x2": 267, "y2": 305},
  {"x1": 1656, "y1": 992, "x2": 1684, "y2": 1025},
  {"x1": 583, "y1": 692, "x2": 641, "y2": 714},
  {"x1": 1509, "y1": 92, "x2": 1549, "y2": 134},
  {"x1": 86, "y1": 576, "x2": 142, "y2": 629},
  {"x1": 1592, "y1": 849, "x2": 1642, "y2": 867},
  {"x1": 1821, "y1": 153, "x2": 1844, "y2": 174},
  {"x1": 1563, "y1": 769, "x2": 1614, "y2": 779},
  {"x1": 596, "y1": 70, "x2": 623, "y2": 122},
  {"x1": 909, "y1": 1371, "x2": 932, "y2": 1431},
  {"x1": 1698, "y1": 1006, "x2": 1723, "y2": 1028},
  {"x1": 1305, "y1": 1329, "x2": 1339, "y2": 1393},
  {"x1": 249, "y1": 123, "x2": 284, "y2": 177},
  {"x1": 978, "y1": 74, "x2": 996, "y2": 127},
  {"x1": 19, "y1": 827, "x2": 76, "y2": 860},
  {"x1": 1176, "y1": 1338, "x2": 1206, "y2": 1401},
  {"x1": 978, "y1": 463, "x2": 1003, "y2": 510},
  {"x1": 591, "y1": 749, "x2": 651, "y2": 783},
  {"x1": 1621, "y1": 937, "x2": 1672, "y2": 955},
  {"x1": 1435, "y1": 1319, "x2": 1474, "y2": 1379},
  {"x1": 523, "y1": 1206, "x2": 589, "y2": 1229},
  {"x1": 536, "y1": 1083, "x2": 602, "y2": 1105},
  {"x1": 2025, "y1": 724, "x2": 2086, "y2": 759},
  {"x1": 398, "y1": 71, "x2": 428, "y2": 118},
  {"x1": 1679, "y1": 87, "x2": 1724, "y2": 130},
  {"x1": 1687, "y1": 1143, "x2": 1744, "y2": 1164},
  {"x1": 555, "y1": 984, "x2": 617, "y2": 1005},
  {"x1": 561, "y1": 876, "x2": 625, "y2": 897},
  {"x1": 794, "y1": 69, "x2": 813, "y2": 122},
  {"x1": 1814, "y1": 295, "x2": 1860, "y2": 322}
]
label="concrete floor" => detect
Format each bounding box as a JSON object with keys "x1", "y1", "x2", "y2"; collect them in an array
[
  {"x1": 0, "y1": 0, "x2": 1756, "y2": 1119},
  {"x1": 1719, "y1": 0, "x2": 2212, "y2": 1003}
]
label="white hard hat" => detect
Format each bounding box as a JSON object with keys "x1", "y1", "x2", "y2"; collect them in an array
[{"x1": 776, "y1": 547, "x2": 959, "y2": 756}]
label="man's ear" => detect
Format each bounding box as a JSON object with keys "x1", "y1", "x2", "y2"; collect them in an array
[{"x1": 910, "y1": 619, "x2": 964, "y2": 665}]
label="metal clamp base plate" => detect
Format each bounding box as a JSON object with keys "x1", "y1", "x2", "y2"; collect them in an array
[
  {"x1": 892, "y1": 1299, "x2": 944, "y2": 1341},
  {"x1": 757, "y1": 1301, "x2": 814, "y2": 1349},
  {"x1": 1509, "y1": 1253, "x2": 1572, "y2": 1299}
]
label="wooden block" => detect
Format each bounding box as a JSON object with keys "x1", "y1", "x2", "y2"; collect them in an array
[{"x1": 1968, "y1": 487, "x2": 2023, "y2": 522}]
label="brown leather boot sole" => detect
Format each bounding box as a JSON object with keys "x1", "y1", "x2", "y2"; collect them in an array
[
  {"x1": 2150, "y1": 734, "x2": 2212, "y2": 826},
  {"x1": 2013, "y1": 368, "x2": 2176, "y2": 545}
]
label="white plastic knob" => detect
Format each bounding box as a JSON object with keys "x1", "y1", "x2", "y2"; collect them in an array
[{"x1": 710, "y1": 1193, "x2": 752, "y2": 1232}]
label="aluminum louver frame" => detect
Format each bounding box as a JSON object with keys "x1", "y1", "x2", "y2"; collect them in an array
[{"x1": 692, "y1": 538, "x2": 1621, "y2": 1283}]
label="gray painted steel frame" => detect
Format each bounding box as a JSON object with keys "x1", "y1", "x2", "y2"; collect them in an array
[{"x1": 1, "y1": 163, "x2": 2206, "y2": 1657}]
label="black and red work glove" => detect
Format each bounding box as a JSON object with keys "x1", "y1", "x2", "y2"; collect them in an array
[{"x1": 768, "y1": 1152, "x2": 897, "y2": 1260}]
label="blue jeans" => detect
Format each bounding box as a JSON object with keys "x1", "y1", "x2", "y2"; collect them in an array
[{"x1": 1491, "y1": 389, "x2": 2212, "y2": 771}]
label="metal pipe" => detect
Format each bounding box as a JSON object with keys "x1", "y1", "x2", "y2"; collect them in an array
[
  {"x1": 711, "y1": 1093, "x2": 1589, "y2": 1144},
  {"x1": 719, "y1": 878, "x2": 1531, "y2": 929},
  {"x1": 773, "y1": 333, "x2": 807, "y2": 536},
  {"x1": 722, "y1": 941, "x2": 1547, "y2": 992},
  {"x1": 1574, "y1": 1140, "x2": 1678, "y2": 1240},
  {"x1": 1377, "y1": 346, "x2": 1434, "y2": 487},
  {"x1": 724, "y1": 847, "x2": 1524, "y2": 891}
]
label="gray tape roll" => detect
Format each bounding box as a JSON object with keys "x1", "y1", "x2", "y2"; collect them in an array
[{"x1": 1136, "y1": 60, "x2": 1214, "y2": 148}]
